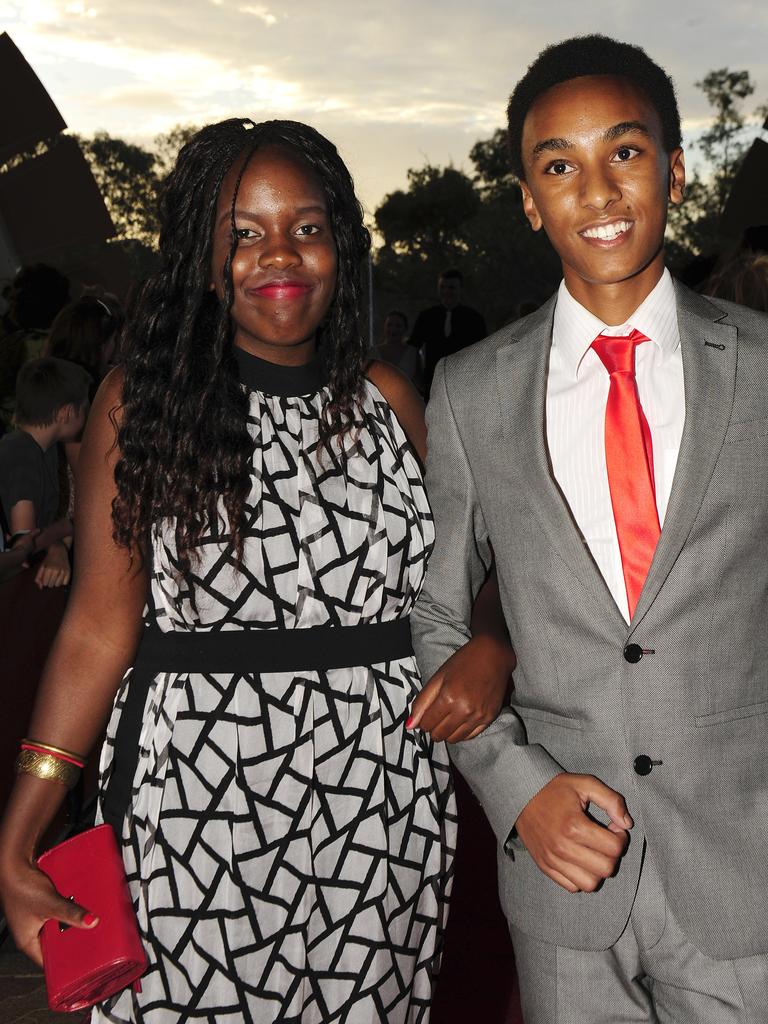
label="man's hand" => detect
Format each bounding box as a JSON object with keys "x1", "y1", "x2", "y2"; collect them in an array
[
  {"x1": 407, "y1": 634, "x2": 514, "y2": 742},
  {"x1": 515, "y1": 772, "x2": 633, "y2": 893},
  {"x1": 34, "y1": 541, "x2": 71, "y2": 590}
]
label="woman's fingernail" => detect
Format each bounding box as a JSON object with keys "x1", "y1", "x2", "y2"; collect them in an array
[
  {"x1": 623, "y1": 814, "x2": 634, "y2": 829},
  {"x1": 405, "y1": 716, "x2": 414, "y2": 729},
  {"x1": 83, "y1": 913, "x2": 99, "y2": 927}
]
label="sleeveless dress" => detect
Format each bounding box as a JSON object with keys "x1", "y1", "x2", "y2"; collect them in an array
[{"x1": 92, "y1": 350, "x2": 457, "y2": 1024}]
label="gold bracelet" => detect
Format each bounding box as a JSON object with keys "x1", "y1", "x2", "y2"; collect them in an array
[
  {"x1": 22, "y1": 738, "x2": 87, "y2": 766},
  {"x1": 14, "y1": 749, "x2": 81, "y2": 790}
]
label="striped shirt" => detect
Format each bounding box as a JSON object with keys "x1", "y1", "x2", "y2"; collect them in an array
[{"x1": 545, "y1": 268, "x2": 685, "y2": 622}]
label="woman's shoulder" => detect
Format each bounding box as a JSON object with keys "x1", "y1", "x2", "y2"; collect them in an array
[{"x1": 365, "y1": 359, "x2": 426, "y2": 463}]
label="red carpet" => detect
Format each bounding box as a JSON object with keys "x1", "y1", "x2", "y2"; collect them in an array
[
  {"x1": 431, "y1": 771, "x2": 524, "y2": 1024},
  {"x1": 0, "y1": 567, "x2": 68, "y2": 812}
]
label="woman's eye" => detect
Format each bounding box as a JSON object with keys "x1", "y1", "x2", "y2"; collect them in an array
[
  {"x1": 296, "y1": 224, "x2": 320, "y2": 236},
  {"x1": 612, "y1": 145, "x2": 640, "y2": 162},
  {"x1": 545, "y1": 160, "x2": 573, "y2": 176},
  {"x1": 234, "y1": 227, "x2": 257, "y2": 240}
]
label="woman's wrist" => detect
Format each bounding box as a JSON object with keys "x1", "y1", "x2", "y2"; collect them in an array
[{"x1": 468, "y1": 631, "x2": 517, "y2": 675}]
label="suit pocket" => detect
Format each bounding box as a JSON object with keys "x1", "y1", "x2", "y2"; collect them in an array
[
  {"x1": 722, "y1": 416, "x2": 768, "y2": 445},
  {"x1": 695, "y1": 699, "x2": 768, "y2": 727},
  {"x1": 512, "y1": 703, "x2": 586, "y2": 731}
]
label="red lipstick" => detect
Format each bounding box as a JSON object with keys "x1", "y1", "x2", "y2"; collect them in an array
[{"x1": 249, "y1": 278, "x2": 312, "y2": 300}]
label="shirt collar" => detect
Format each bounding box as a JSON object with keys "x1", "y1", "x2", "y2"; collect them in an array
[{"x1": 552, "y1": 268, "x2": 679, "y2": 379}]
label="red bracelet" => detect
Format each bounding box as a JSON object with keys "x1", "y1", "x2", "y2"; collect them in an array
[{"x1": 20, "y1": 743, "x2": 86, "y2": 770}]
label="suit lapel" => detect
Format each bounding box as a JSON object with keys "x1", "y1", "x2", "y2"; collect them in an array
[
  {"x1": 496, "y1": 299, "x2": 626, "y2": 628},
  {"x1": 629, "y1": 283, "x2": 737, "y2": 630}
]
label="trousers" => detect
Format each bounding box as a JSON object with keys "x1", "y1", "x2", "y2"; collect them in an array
[{"x1": 511, "y1": 844, "x2": 768, "y2": 1023}]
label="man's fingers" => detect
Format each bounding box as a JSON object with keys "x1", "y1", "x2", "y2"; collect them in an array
[
  {"x1": 543, "y1": 866, "x2": 581, "y2": 894},
  {"x1": 578, "y1": 776, "x2": 634, "y2": 830}
]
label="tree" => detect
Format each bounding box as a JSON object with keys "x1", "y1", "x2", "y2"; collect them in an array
[
  {"x1": 375, "y1": 165, "x2": 480, "y2": 262},
  {"x1": 76, "y1": 132, "x2": 160, "y2": 246},
  {"x1": 667, "y1": 68, "x2": 767, "y2": 263},
  {"x1": 153, "y1": 124, "x2": 201, "y2": 179},
  {"x1": 373, "y1": 133, "x2": 560, "y2": 329}
]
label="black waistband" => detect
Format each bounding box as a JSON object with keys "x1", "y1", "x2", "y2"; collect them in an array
[
  {"x1": 102, "y1": 618, "x2": 413, "y2": 833},
  {"x1": 132, "y1": 618, "x2": 413, "y2": 675}
]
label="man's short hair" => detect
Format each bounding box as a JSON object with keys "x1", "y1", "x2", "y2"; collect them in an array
[
  {"x1": 507, "y1": 34, "x2": 682, "y2": 180},
  {"x1": 439, "y1": 269, "x2": 463, "y2": 284},
  {"x1": 14, "y1": 357, "x2": 91, "y2": 427}
]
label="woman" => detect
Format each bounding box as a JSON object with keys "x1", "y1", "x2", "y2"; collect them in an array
[
  {"x1": 0, "y1": 119, "x2": 512, "y2": 1023},
  {"x1": 373, "y1": 310, "x2": 422, "y2": 389}
]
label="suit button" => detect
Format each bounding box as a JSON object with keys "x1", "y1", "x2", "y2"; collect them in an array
[
  {"x1": 634, "y1": 755, "x2": 654, "y2": 775},
  {"x1": 624, "y1": 643, "x2": 643, "y2": 663}
]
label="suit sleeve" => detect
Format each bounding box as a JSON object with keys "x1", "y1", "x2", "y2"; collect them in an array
[{"x1": 411, "y1": 358, "x2": 563, "y2": 852}]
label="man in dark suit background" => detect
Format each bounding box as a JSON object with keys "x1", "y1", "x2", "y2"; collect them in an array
[{"x1": 409, "y1": 269, "x2": 487, "y2": 396}]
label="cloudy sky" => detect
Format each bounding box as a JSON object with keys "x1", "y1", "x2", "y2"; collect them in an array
[{"x1": 2, "y1": 0, "x2": 767, "y2": 216}]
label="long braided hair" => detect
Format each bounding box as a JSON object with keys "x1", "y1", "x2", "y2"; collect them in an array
[{"x1": 112, "y1": 119, "x2": 371, "y2": 576}]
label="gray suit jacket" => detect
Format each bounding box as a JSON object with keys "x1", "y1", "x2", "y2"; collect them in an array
[{"x1": 411, "y1": 281, "x2": 768, "y2": 959}]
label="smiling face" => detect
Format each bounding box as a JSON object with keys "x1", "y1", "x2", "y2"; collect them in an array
[
  {"x1": 210, "y1": 144, "x2": 338, "y2": 364},
  {"x1": 519, "y1": 75, "x2": 685, "y2": 321}
]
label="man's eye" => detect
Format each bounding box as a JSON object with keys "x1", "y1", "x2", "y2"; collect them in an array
[
  {"x1": 612, "y1": 146, "x2": 640, "y2": 162},
  {"x1": 545, "y1": 161, "x2": 573, "y2": 176}
]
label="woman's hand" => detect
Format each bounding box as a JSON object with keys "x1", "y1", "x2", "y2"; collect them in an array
[
  {"x1": 407, "y1": 634, "x2": 515, "y2": 743},
  {"x1": 0, "y1": 856, "x2": 98, "y2": 967}
]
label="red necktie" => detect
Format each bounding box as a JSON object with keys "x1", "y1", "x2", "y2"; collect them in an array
[{"x1": 592, "y1": 329, "x2": 660, "y2": 618}]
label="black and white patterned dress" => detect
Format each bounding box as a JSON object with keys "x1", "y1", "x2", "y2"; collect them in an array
[{"x1": 93, "y1": 350, "x2": 456, "y2": 1024}]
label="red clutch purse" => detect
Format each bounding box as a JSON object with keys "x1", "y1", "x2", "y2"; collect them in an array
[{"x1": 36, "y1": 823, "x2": 147, "y2": 1013}]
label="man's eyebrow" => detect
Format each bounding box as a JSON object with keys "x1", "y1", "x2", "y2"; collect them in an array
[
  {"x1": 603, "y1": 120, "x2": 652, "y2": 142},
  {"x1": 530, "y1": 121, "x2": 653, "y2": 162},
  {"x1": 531, "y1": 136, "x2": 572, "y2": 159}
]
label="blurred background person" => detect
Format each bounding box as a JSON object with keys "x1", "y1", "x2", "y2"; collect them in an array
[
  {"x1": 0, "y1": 356, "x2": 90, "y2": 590},
  {"x1": 408, "y1": 269, "x2": 487, "y2": 398},
  {"x1": 45, "y1": 292, "x2": 124, "y2": 394},
  {"x1": 372, "y1": 309, "x2": 422, "y2": 388},
  {"x1": 44, "y1": 292, "x2": 124, "y2": 513},
  {"x1": 0, "y1": 265, "x2": 71, "y2": 432},
  {"x1": 703, "y1": 250, "x2": 768, "y2": 312}
]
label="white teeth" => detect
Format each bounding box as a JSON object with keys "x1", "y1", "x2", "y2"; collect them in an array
[{"x1": 581, "y1": 220, "x2": 632, "y2": 240}]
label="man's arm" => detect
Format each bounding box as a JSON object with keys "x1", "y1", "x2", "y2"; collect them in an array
[
  {"x1": 411, "y1": 358, "x2": 564, "y2": 846},
  {"x1": 413, "y1": 358, "x2": 634, "y2": 890}
]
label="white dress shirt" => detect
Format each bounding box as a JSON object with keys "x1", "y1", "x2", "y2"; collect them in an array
[{"x1": 545, "y1": 268, "x2": 685, "y2": 622}]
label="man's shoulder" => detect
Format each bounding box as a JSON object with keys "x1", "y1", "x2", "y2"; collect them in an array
[
  {"x1": 674, "y1": 280, "x2": 768, "y2": 333},
  {"x1": 0, "y1": 429, "x2": 37, "y2": 462},
  {"x1": 441, "y1": 299, "x2": 555, "y2": 383}
]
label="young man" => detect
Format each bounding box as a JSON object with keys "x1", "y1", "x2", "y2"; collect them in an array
[
  {"x1": 408, "y1": 269, "x2": 487, "y2": 396},
  {"x1": 0, "y1": 357, "x2": 90, "y2": 589},
  {"x1": 412, "y1": 35, "x2": 768, "y2": 1022}
]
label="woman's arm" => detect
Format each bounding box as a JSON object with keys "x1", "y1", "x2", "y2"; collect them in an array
[
  {"x1": 0, "y1": 368, "x2": 149, "y2": 964},
  {"x1": 366, "y1": 360, "x2": 515, "y2": 742}
]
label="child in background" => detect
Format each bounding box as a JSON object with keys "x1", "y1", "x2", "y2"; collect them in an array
[{"x1": 0, "y1": 357, "x2": 90, "y2": 589}]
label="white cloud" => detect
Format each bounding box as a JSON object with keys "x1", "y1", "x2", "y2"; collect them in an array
[{"x1": 238, "y1": 4, "x2": 276, "y2": 25}]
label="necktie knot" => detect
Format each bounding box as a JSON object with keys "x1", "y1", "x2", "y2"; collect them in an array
[{"x1": 592, "y1": 328, "x2": 650, "y2": 376}]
